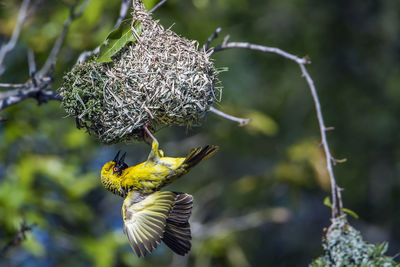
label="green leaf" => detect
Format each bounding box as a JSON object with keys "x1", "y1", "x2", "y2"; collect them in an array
[
  {"x1": 323, "y1": 196, "x2": 332, "y2": 208},
  {"x1": 323, "y1": 196, "x2": 359, "y2": 219},
  {"x1": 343, "y1": 208, "x2": 359, "y2": 219},
  {"x1": 97, "y1": 20, "x2": 142, "y2": 63}
]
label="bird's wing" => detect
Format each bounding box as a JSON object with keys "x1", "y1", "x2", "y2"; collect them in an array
[
  {"x1": 122, "y1": 191, "x2": 176, "y2": 257},
  {"x1": 161, "y1": 192, "x2": 193, "y2": 255}
]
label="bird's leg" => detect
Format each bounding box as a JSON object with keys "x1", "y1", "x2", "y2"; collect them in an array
[
  {"x1": 143, "y1": 124, "x2": 157, "y2": 144},
  {"x1": 143, "y1": 124, "x2": 163, "y2": 162}
]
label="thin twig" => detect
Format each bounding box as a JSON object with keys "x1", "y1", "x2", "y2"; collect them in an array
[
  {"x1": 0, "y1": 0, "x2": 82, "y2": 110},
  {"x1": 203, "y1": 27, "x2": 222, "y2": 51},
  {"x1": 0, "y1": 0, "x2": 31, "y2": 75},
  {"x1": 114, "y1": 0, "x2": 132, "y2": 29},
  {"x1": 76, "y1": 0, "x2": 132, "y2": 64},
  {"x1": 27, "y1": 49, "x2": 36, "y2": 77},
  {"x1": 0, "y1": 221, "x2": 35, "y2": 255},
  {"x1": 0, "y1": 83, "x2": 27, "y2": 89},
  {"x1": 149, "y1": 0, "x2": 167, "y2": 14},
  {"x1": 212, "y1": 32, "x2": 342, "y2": 218},
  {"x1": 27, "y1": 49, "x2": 38, "y2": 87},
  {"x1": 298, "y1": 63, "x2": 341, "y2": 218},
  {"x1": 209, "y1": 106, "x2": 251, "y2": 126},
  {"x1": 76, "y1": 0, "x2": 166, "y2": 64},
  {"x1": 37, "y1": 0, "x2": 90, "y2": 77},
  {"x1": 0, "y1": 80, "x2": 62, "y2": 110},
  {"x1": 213, "y1": 41, "x2": 309, "y2": 65}
]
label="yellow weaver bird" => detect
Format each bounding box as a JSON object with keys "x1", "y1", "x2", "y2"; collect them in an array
[{"x1": 101, "y1": 138, "x2": 218, "y2": 257}]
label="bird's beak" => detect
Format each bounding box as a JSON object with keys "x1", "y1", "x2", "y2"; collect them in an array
[
  {"x1": 113, "y1": 150, "x2": 121, "y2": 163},
  {"x1": 120, "y1": 152, "x2": 127, "y2": 165}
]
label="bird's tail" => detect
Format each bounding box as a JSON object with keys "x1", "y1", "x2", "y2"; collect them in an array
[
  {"x1": 161, "y1": 192, "x2": 193, "y2": 255},
  {"x1": 183, "y1": 145, "x2": 219, "y2": 169}
]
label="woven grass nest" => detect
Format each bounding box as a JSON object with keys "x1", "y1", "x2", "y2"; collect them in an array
[{"x1": 60, "y1": 1, "x2": 221, "y2": 144}]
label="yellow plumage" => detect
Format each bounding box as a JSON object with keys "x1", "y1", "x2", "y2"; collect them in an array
[{"x1": 100, "y1": 139, "x2": 218, "y2": 257}]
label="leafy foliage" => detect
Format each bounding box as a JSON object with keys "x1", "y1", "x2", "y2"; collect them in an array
[{"x1": 97, "y1": 20, "x2": 141, "y2": 63}]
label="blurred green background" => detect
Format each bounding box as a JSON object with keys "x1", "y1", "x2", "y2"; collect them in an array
[{"x1": 1, "y1": 0, "x2": 400, "y2": 266}]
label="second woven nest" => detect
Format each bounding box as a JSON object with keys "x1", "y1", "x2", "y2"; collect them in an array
[{"x1": 60, "y1": 2, "x2": 221, "y2": 144}]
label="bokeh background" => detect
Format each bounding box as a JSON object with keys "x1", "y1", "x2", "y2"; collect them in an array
[{"x1": 1, "y1": 0, "x2": 400, "y2": 266}]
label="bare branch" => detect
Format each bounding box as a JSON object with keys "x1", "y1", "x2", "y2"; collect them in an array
[
  {"x1": 209, "y1": 106, "x2": 251, "y2": 126},
  {"x1": 203, "y1": 27, "x2": 222, "y2": 52},
  {"x1": 0, "y1": 0, "x2": 31, "y2": 75},
  {"x1": 213, "y1": 31, "x2": 343, "y2": 218},
  {"x1": 298, "y1": 62, "x2": 342, "y2": 218},
  {"x1": 0, "y1": 0, "x2": 134, "y2": 110},
  {"x1": 0, "y1": 78, "x2": 61, "y2": 111},
  {"x1": 27, "y1": 49, "x2": 38, "y2": 86},
  {"x1": 149, "y1": 0, "x2": 167, "y2": 14},
  {"x1": 27, "y1": 49, "x2": 37, "y2": 77},
  {"x1": 0, "y1": 45, "x2": 61, "y2": 110},
  {"x1": 114, "y1": 0, "x2": 132, "y2": 29},
  {"x1": 76, "y1": 0, "x2": 132, "y2": 64},
  {"x1": 0, "y1": 83, "x2": 27, "y2": 89},
  {"x1": 37, "y1": 0, "x2": 91, "y2": 77},
  {"x1": 213, "y1": 41, "x2": 309, "y2": 65},
  {"x1": 76, "y1": 0, "x2": 167, "y2": 64}
]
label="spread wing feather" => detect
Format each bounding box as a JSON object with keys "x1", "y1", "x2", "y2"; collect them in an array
[
  {"x1": 122, "y1": 191, "x2": 194, "y2": 257},
  {"x1": 122, "y1": 191, "x2": 176, "y2": 257},
  {"x1": 162, "y1": 193, "x2": 193, "y2": 256}
]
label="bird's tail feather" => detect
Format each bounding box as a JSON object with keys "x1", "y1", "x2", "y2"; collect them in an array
[
  {"x1": 183, "y1": 145, "x2": 219, "y2": 169},
  {"x1": 162, "y1": 192, "x2": 193, "y2": 256}
]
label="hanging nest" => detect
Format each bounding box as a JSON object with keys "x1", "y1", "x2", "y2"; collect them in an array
[{"x1": 60, "y1": 1, "x2": 221, "y2": 144}]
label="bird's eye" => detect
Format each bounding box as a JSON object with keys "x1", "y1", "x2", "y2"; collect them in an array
[{"x1": 113, "y1": 167, "x2": 119, "y2": 172}]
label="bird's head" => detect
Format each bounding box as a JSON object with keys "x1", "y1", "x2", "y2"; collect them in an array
[
  {"x1": 112, "y1": 151, "x2": 129, "y2": 175},
  {"x1": 102, "y1": 151, "x2": 129, "y2": 177}
]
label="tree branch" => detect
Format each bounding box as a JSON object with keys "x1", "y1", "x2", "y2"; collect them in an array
[
  {"x1": 0, "y1": 222, "x2": 35, "y2": 256},
  {"x1": 0, "y1": 78, "x2": 61, "y2": 110},
  {"x1": 0, "y1": 0, "x2": 91, "y2": 111},
  {"x1": 76, "y1": 0, "x2": 132, "y2": 64},
  {"x1": 203, "y1": 27, "x2": 222, "y2": 51},
  {"x1": 149, "y1": 0, "x2": 167, "y2": 14},
  {"x1": 37, "y1": 0, "x2": 90, "y2": 77},
  {"x1": 114, "y1": 0, "x2": 132, "y2": 29},
  {"x1": 0, "y1": 0, "x2": 31, "y2": 75},
  {"x1": 0, "y1": 83, "x2": 27, "y2": 89},
  {"x1": 209, "y1": 106, "x2": 251, "y2": 126},
  {"x1": 212, "y1": 31, "x2": 343, "y2": 218},
  {"x1": 213, "y1": 39, "x2": 309, "y2": 65},
  {"x1": 76, "y1": 0, "x2": 167, "y2": 64}
]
